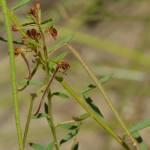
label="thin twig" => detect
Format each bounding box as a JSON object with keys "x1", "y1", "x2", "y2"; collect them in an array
[
  {"x1": 0, "y1": 36, "x2": 24, "y2": 45},
  {"x1": 34, "y1": 67, "x2": 59, "y2": 115},
  {"x1": 18, "y1": 61, "x2": 39, "y2": 91}
]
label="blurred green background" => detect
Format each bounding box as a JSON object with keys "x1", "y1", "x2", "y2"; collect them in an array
[{"x1": 0, "y1": 0, "x2": 150, "y2": 149}]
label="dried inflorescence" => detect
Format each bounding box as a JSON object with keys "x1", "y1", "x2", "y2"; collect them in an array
[
  {"x1": 45, "y1": 26, "x2": 58, "y2": 40},
  {"x1": 29, "y1": 2, "x2": 41, "y2": 23},
  {"x1": 26, "y1": 28, "x2": 41, "y2": 40},
  {"x1": 57, "y1": 61, "x2": 70, "y2": 73},
  {"x1": 14, "y1": 47, "x2": 23, "y2": 56}
]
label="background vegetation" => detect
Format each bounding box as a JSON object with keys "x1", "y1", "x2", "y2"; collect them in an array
[{"x1": 0, "y1": 0, "x2": 150, "y2": 150}]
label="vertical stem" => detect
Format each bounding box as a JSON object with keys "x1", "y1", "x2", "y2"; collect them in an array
[
  {"x1": 38, "y1": 18, "x2": 59, "y2": 150},
  {"x1": 38, "y1": 25, "x2": 49, "y2": 75},
  {"x1": 66, "y1": 44, "x2": 140, "y2": 149},
  {"x1": 1, "y1": 0, "x2": 23, "y2": 150},
  {"x1": 47, "y1": 92, "x2": 59, "y2": 150},
  {"x1": 23, "y1": 97, "x2": 34, "y2": 148}
]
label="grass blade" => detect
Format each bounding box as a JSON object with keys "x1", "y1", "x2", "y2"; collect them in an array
[
  {"x1": 12, "y1": 0, "x2": 32, "y2": 11},
  {"x1": 1, "y1": 0, "x2": 23, "y2": 150}
]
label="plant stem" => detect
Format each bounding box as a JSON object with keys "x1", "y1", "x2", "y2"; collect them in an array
[
  {"x1": 23, "y1": 97, "x2": 34, "y2": 148},
  {"x1": 38, "y1": 17, "x2": 59, "y2": 150},
  {"x1": 66, "y1": 44, "x2": 139, "y2": 149},
  {"x1": 61, "y1": 81, "x2": 130, "y2": 150},
  {"x1": 38, "y1": 24, "x2": 49, "y2": 75},
  {"x1": 1, "y1": 0, "x2": 23, "y2": 150},
  {"x1": 47, "y1": 92, "x2": 60, "y2": 150}
]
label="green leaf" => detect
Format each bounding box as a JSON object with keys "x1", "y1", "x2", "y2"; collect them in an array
[
  {"x1": 71, "y1": 141, "x2": 79, "y2": 150},
  {"x1": 44, "y1": 103, "x2": 48, "y2": 114},
  {"x1": 12, "y1": 0, "x2": 32, "y2": 11},
  {"x1": 57, "y1": 123, "x2": 78, "y2": 130},
  {"x1": 100, "y1": 74, "x2": 113, "y2": 84},
  {"x1": 41, "y1": 18, "x2": 54, "y2": 30},
  {"x1": 51, "y1": 52, "x2": 68, "y2": 63},
  {"x1": 48, "y1": 34, "x2": 73, "y2": 53},
  {"x1": 45, "y1": 143, "x2": 53, "y2": 150},
  {"x1": 81, "y1": 84, "x2": 96, "y2": 96},
  {"x1": 132, "y1": 132, "x2": 148, "y2": 150},
  {"x1": 130, "y1": 119, "x2": 150, "y2": 133},
  {"x1": 83, "y1": 96, "x2": 104, "y2": 118},
  {"x1": 49, "y1": 52, "x2": 68, "y2": 71},
  {"x1": 18, "y1": 79, "x2": 43, "y2": 86},
  {"x1": 60, "y1": 129, "x2": 79, "y2": 145},
  {"x1": 72, "y1": 113, "x2": 89, "y2": 122},
  {"x1": 29, "y1": 143, "x2": 45, "y2": 150},
  {"x1": 55, "y1": 76, "x2": 63, "y2": 82},
  {"x1": 52, "y1": 91, "x2": 69, "y2": 99},
  {"x1": 81, "y1": 75, "x2": 112, "y2": 96}
]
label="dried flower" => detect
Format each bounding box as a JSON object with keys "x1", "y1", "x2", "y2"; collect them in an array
[
  {"x1": 14, "y1": 47, "x2": 22, "y2": 56},
  {"x1": 46, "y1": 26, "x2": 58, "y2": 40},
  {"x1": 26, "y1": 28, "x2": 41, "y2": 40},
  {"x1": 57, "y1": 61, "x2": 70, "y2": 73}
]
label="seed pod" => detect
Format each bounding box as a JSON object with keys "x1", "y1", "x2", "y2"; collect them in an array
[{"x1": 14, "y1": 47, "x2": 22, "y2": 56}]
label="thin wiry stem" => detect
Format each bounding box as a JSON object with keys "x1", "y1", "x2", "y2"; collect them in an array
[
  {"x1": 1, "y1": 0, "x2": 23, "y2": 150},
  {"x1": 47, "y1": 92, "x2": 60, "y2": 150},
  {"x1": 0, "y1": 36, "x2": 24, "y2": 45},
  {"x1": 60, "y1": 81, "x2": 130, "y2": 150},
  {"x1": 66, "y1": 44, "x2": 140, "y2": 150},
  {"x1": 34, "y1": 67, "x2": 59, "y2": 115},
  {"x1": 18, "y1": 61, "x2": 40, "y2": 91},
  {"x1": 21, "y1": 53, "x2": 31, "y2": 79},
  {"x1": 23, "y1": 96, "x2": 35, "y2": 148}
]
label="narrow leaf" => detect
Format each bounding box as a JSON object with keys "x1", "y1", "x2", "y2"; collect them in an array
[
  {"x1": 51, "y1": 52, "x2": 68, "y2": 63},
  {"x1": 83, "y1": 96, "x2": 104, "y2": 118},
  {"x1": 72, "y1": 113, "x2": 89, "y2": 122},
  {"x1": 48, "y1": 34, "x2": 73, "y2": 53},
  {"x1": 57, "y1": 123, "x2": 78, "y2": 130},
  {"x1": 18, "y1": 79, "x2": 43, "y2": 86},
  {"x1": 130, "y1": 119, "x2": 150, "y2": 133},
  {"x1": 132, "y1": 132, "x2": 148, "y2": 150},
  {"x1": 100, "y1": 74, "x2": 113, "y2": 84},
  {"x1": 29, "y1": 143, "x2": 45, "y2": 150},
  {"x1": 71, "y1": 141, "x2": 79, "y2": 150},
  {"x1": 60, "y1": 129, "x2": 79, "y2": 145},
  {"x1": 81, "y1": 84, "x2": 96, "y2": 95},
  {"x1": 12, "y1": 0, "x2": 32, "y2": 11},
  {"x1": 46, "y1": 143, "x2": 53, "y2": 150},
  {"x1": 52, "y1": 91, "x2": 69, "y2": 99}
]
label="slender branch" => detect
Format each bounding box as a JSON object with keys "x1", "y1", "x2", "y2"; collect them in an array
[
  {"x1": 66, "y1": 44, "x2": 139, "y2": 149},
  {"x1": 21, "y1": 52, "x2": 31, "y2": 79},
  {"x1": 47, "y1": 92, "x2": 59, "y2": 150},
  {"x1": 60, "y1": 80, "x2": 130, "y2": 150},
  {"x1": 18, "y1": 61, "x2": 40, "y2": 91},
  {"x1": 23, "y1": 95, "x2": 35, "y2": 148},
  {"x1": 38, "y1": 24, "x2": 49, "y2": 75},
  {"x1": 1, "y1": 0, "x2": 23, "y2": 150},
  {"x1": 34, "y1": 67, "x2": 59, "y2": 115},
  {"x1": 0, "y1": 36, "x2": 24, "y2": 45}
]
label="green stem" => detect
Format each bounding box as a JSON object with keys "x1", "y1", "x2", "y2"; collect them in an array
[
  {"x1": 66, "y1": 44, "x2": 139, "y2": 149},
  {"x1": 61, "y1": 81, "x2": 130, "y2": 150},
  {"x1": 47, "y1": 92, "x2": 60, "y2": 150},
  {"x1": 23, "y1": 96, "x2": 34, "y2": 148},
  {"x1": 1, "y1": 0, "x2": 23, "y2": 150},
  {"x1": 38, "y1": 24, "x2": 49, "y2": 75}
]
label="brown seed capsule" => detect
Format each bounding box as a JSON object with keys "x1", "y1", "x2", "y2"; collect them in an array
[
  {"x1": 14, "y1": 47, "x2": 22, "y2": 56},
  {"x1": 26, "y1": 28, "x2": 41, "y2": 40},
  {"x1": 46, "y1": 26, "x2": 58, "y2": 40},
  {"x1": 57, "y1": 61, "x2": 70, "y2": 73}
]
